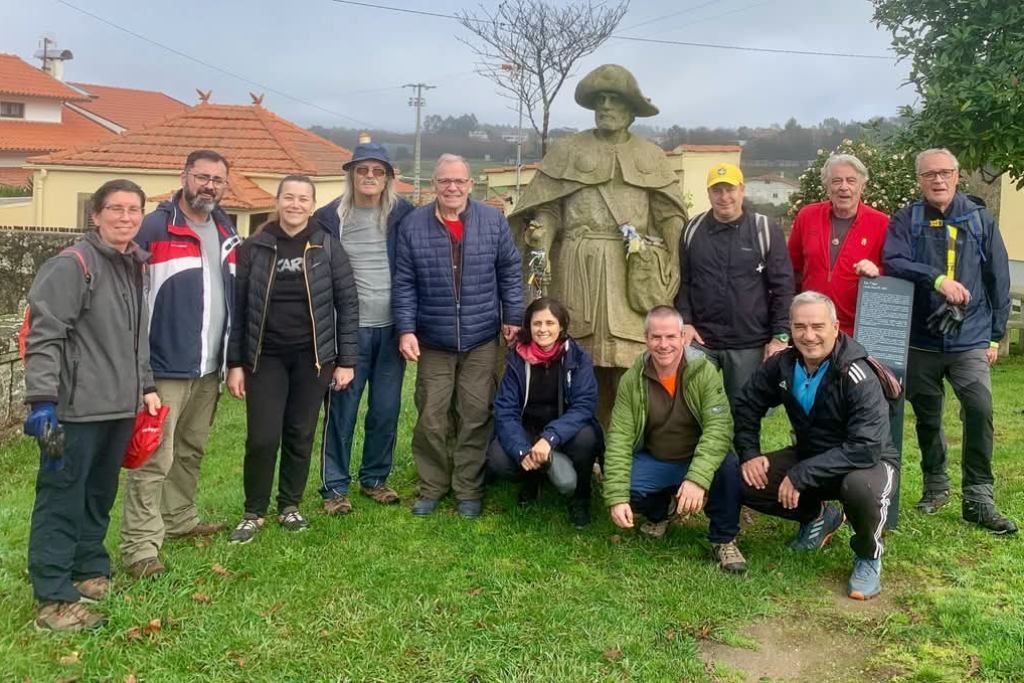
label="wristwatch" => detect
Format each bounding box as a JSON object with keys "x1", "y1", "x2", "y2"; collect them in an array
[{"x1": 774, "y1": 333, "x2": 790, "y2": 343}]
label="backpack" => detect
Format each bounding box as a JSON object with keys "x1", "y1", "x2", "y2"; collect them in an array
[
  {"x1": 682, "y1": 210, "x2": 772, "y2": 260},
  {"x1": 845, "y1": 355, "x2": 903, "y2": 402},
  {"x1": 909, "y1": 201, "x2": 987, "y2": 265},
  {"x1": 18, "y1": 245, "x2": 94, "y2": 363}
]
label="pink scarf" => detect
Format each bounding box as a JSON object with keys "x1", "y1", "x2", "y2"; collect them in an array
[{"x1": 515, "y1": 339, "x2": 567, "y2": 367}]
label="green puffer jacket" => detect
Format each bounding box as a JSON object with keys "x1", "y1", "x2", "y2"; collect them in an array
[{"x1": 603, "y1": 350, "x2": 733, "y2": 507}]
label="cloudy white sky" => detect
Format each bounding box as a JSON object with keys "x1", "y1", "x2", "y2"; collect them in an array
[{"x1": 1, "y1": 0, "x2": 916, "y2": 132}]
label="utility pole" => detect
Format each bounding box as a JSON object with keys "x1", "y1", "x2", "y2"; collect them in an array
[
  {"x1": 501, "y1": 63, "x2": 525, "y2": 205},
  {"x1": 403, "y1": 83, "x2": 435, "y2": 204}
]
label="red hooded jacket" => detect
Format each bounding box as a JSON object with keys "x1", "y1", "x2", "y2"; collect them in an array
[{"x1": 788, "y1": 200, "x2": 890, "y2": 334}]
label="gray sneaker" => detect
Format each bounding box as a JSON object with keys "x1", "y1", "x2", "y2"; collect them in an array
[
  {"x1": 278, "y1": 507, "x2": 310, "y2": 532},
  {"x1": 711, "y1": 541, "x2": 747, "y2": 574},
  {"x1": 229, "y1": 514, "x2": 264, "y2": 544}
]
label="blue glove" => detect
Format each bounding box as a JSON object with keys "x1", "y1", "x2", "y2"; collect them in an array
[{"x1": 24, "y1": 402, "x2": 58, "y2": 438}]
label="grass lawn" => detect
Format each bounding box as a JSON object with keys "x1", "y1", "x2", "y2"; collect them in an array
[{"x1": 1, "y1": 357, "x2": 1022, "y2": 682}]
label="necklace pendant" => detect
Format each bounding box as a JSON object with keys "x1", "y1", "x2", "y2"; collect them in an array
[{"x1": 831, "y1": 237, "x2": 840, "y2": 246}]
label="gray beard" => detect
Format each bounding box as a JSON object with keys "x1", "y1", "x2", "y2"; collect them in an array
[{"x1": 185, "y1": 188, "x2": 217, "y2": 214}]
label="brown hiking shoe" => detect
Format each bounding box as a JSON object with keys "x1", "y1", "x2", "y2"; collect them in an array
[
  {"x1": 35, "y1": 601, "x2": 106, "y2": 631},
  {"x1": 360, "y1": 485, "x2": 400, "y2": 505},
  {"x1": 639, "y1": 519, "x2": 670, "y2": 539},
  {"x1": 711, "y1": 541, "x2": 748, "y2": 574},
  {"x1": 323, "y1": 496, "x2": 353, "y2": 515},
  {"x1": 125, "y1": 556, "x2": 165, "y2": 579},
  {"x1": 167, "y1": 521, "x2": 227, "y2": 539},
  {"x1": 73, "y1": 576, "x2": 111, "y2": 603}
]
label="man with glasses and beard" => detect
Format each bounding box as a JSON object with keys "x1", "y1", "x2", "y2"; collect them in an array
[
  {"x1": 120, "y1": 149, "x2": 241, "y2": 578},
  {"x1": 313, "y1": 141, "x2": 413, "y2": 514}
]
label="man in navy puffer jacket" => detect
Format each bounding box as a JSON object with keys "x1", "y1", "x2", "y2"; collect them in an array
[{"x1": 393, "y1": 153, "x2": 524, "y2": 518}]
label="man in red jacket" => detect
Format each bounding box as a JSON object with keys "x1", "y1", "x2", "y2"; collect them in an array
[{"x1": 788, "y1": 154, "x2": 890, "y2": 334}]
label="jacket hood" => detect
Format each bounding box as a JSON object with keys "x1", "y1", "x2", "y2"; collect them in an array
[
  {"x1": 153, "y1": 189, "x2": 233, "y2": 228},
  {"x1": 828, "y1": 332, "x2": 868, "y2": 367}
]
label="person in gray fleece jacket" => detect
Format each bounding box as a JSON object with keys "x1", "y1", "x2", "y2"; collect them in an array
[{"x1": 22, "y1": 179, "x2": 161, "y2": 632}]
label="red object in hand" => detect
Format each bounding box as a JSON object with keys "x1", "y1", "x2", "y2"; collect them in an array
[{"x1": 123, "y1": 405, "x2": 170, "y2": 469}]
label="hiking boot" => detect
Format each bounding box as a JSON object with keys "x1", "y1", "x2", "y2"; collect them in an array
[
  {"x1": 790, "y1": 502, "x2": 845, "y2": 551},
  {"x1": 278, "y1": 507, "x2": 310, "y2": 532},
  {"x1": 915, "y1": 489, "x2": 950, "y2": 515},
  {"x1": 229, "y1": 514, "x2": 264, "y2": 544},
  {"x1": 962, "y1": 500, "x2": 1018, "y2": 535},
  {"x1": 73, "y1": 576, "x2": 110, "y2": 603},
  {"x1": 457, "y1": 499, "x2": 483, "y2": 519},
  {"x1": 35, "y1": 601, "x2": 106, "y2": 631},
  {"x1": 323, "y1": 496, "x2": 352, "y2": 515},
  {"x1": 848, "y1": 557, "x2": 882, "y2": 600},
  {"x1": 360, "y1": 485, "x2": 400, "y2": 505},
  {"x1": 166, "y1": 521, "x2": 227, "y2": 539},
  {"x1": 567, "y1": 498, "x2": 591, "y2": 529},
  {"x1": 411, "y1": 497, "x2": 439, "y2": 517},
  {"x1": 125, "y1": 556, "x2": 165, "y2": 579},
  {"x1": 517, "y1": 479, "x2": 540, "y2": 507},
  {"x1": 712, "y1": 541, "x2": 747, "y2": 574},
  {"x1": 639, "y1": 519, "x2": 670, "y2": 539}
]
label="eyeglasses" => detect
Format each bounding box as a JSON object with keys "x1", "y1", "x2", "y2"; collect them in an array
[
  {"x1": 355, "y1": 166, "x2": 387, "y2": 178},
  {"x1": 434, "y1": 178, "x2": 471, "y2": 187},
  {"x1": 918, "y1": 169, "x2": 957, "y2": 181},
  {"x1": 103, "y1": 205, "x2": 143, "y2": 216},
  {"x1": 188, "y1": 172, "x2": 228, "y2": 187}
]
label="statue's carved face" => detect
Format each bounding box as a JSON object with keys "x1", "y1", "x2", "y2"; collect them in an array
[{"x1": 593, "y1": 92, "x2": 634, "y2": 133}]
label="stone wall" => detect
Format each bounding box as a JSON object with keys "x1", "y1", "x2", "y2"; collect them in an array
[
  {"x1": 0, "y1": 314, "x2": 26, "y2": 433},
  {"x1": 0, "y1": 227, "x2": 81, "y2": 314}
]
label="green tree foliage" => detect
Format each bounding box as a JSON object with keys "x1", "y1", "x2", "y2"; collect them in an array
[
  {"x1": 788, "y1": 139, "x2": 918, "y2": 217},
  {"x1": 873, "y1": 0, "x2": 1024, "y2": 187}
]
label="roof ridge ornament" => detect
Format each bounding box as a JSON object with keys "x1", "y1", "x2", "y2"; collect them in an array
[
  {"x1": 249, "y1": 92, "x2": 264, "y2": 106},
  {"x1": 196, "y1": 89, "x2": 212, "y2": 104}
]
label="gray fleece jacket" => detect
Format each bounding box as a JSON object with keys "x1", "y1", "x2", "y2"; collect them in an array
[{"x1": 24, "y1": 230, "x2": 155, "y2": 422}]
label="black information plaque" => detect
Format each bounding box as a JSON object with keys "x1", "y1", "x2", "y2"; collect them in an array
[{"x1": 854, "y1": 276, "x2": 914, "y2": 529}]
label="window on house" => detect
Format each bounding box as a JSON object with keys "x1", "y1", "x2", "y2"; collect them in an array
[
  {"x1": 77, "y1": 193, "x2": 97, "y2": 230},
  {"x1": 0, "y1": 101, "x2": 25, "y2": 118}
]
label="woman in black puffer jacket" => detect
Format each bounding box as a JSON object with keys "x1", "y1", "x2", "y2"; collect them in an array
[{"x1": 226, "y1": 175, "x2": 358, "y2": 543}]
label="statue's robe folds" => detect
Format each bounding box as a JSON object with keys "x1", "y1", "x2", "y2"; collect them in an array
[{"x1": 510, "y1": 130, "x2": 687, "y2": 368}]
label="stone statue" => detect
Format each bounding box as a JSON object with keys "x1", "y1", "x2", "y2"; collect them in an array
[{"x1": 509, "y1": 64, "x2": 687, "y2": 420}]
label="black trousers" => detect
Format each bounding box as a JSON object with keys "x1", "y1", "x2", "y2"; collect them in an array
[
  {"x1": 243, "y1": 350, "x2": 332, "y2": 516},
  {"x1": 741, "y1": 447, "x2": 898, "y2": 559},
  {"x1": 28, "y1": 418, "x2": 134, "y2": 603},
  {"x1": 486, "y1": 424, "x2": 602, "y2": 502}
]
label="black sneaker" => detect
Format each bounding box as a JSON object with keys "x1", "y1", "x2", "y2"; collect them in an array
[
  {"x1": 517, "y1": 479, "x2": 540, "y2": 507},
  {"x1": 567, "y1": 498, "x2": 591, "y2": 529},
  {"x1": 790, "y1": 502, "x2": 845, "y2": 550},
  {"x1": 962, "y1": 500, "x2": 1018, "y2": 535},
  {"x1": 915, "y1": 489, "x2": 950, "y2": 515},
  {"x1": 277, "y1": 507, "x2": 310, "y2": 533},
  {"x1": 229, "y1": 514, "x2": 264, "y2": 544}
]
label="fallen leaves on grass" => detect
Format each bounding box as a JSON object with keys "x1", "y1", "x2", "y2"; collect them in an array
[
  {"x1": 191, "y1": 592, "x2": 211, "y2": 603},
  {"x1": 58, "y1": 651, "x2": 81, "y2": 666},
  {"x1": 143, "y1": 618, "x2": 162, "y2": 635},
  {"x1": 125, "y1": 673, "x2": 138, "y2": 683},
  {"x1": 602, "y1": 648, "x2": 623, "y2": 662},
  {"x1": 211, "y1": 564, "x2": 232, "y2": 577},
  {"x1": 468, "y1": 587, "x2": 485, "y2": 597},
  {"x1": 608, "y1": 534, "x2": 622, "y2": 544},
  {"x1": 663, "y1": 628, "x2": 676, "y2": 642},
  {"x1": 260, "y1": 602, "x2": 282, "y2": 618},
  {"x1": 966, "y1": 655, "x2": 982, "y2": 678}
]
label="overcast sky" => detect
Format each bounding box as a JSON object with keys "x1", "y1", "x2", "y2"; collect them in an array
[{"x1": 1, "y1": 0, "x2": 916, "y2": 132}]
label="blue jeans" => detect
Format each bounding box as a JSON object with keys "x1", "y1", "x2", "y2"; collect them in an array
[
  {"x1": 629, "y1": 450, "x2": 742, "y2": 543},
  {"x1": 320, "y1": 326, "x2": 405, "y2": 498}
]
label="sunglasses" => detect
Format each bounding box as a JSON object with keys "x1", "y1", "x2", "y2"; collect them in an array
[{"x1": 355, "y1": 166, "x2": 387, "y2": 178}]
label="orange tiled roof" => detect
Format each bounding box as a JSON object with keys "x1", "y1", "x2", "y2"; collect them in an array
[
  {"x1": 147, "y1": 172, "x2": 276, "y2": 211},
  {"x1": 482, "y1": 163, "x2": 539, "y2": 173},
  {"x1": 0, "y1": 107, "x2": 114, "y2": 153},
  {"x1": 30, "y1": 103, "x2": 353, "y2": 175},
  {"x1": 69, "y1": 82, "x2": 188, "y2": 131},
  {"x1": 0, "y1": 167, "x2": 32, "y2": 188},
  {"x1": 0, "y1": 53, "x2": 90, "y2": 101}
]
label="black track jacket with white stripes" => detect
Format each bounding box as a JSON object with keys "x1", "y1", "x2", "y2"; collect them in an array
[{"x1": 732, "y1": 333, "x2": 900, "y2": 491}]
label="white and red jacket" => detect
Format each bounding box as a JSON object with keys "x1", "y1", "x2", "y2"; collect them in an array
[
  {"x1": 137, "y1": 191, "x2": 240, "y2": 378},
  {"x1": 788, "y1": 200, "x2": 890, "y2": 335}
]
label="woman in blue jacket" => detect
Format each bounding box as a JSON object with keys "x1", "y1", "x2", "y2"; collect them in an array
[{"x1": 486, "y1": 297, "x2": 603, "y2": 528}]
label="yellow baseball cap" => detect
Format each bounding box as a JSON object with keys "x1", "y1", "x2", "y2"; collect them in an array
[{"x1": 706, "y1": 163, "x2": 744, "y2": 188}]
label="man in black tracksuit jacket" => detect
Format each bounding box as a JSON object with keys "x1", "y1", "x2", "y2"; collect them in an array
[{"x1": 733, "y1": 291, "x2": 899, "y2": 601}]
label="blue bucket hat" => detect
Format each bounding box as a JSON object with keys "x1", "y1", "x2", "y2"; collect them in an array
[{"x1": 343, "y1": 142, "x2": 394, "y2": 176}]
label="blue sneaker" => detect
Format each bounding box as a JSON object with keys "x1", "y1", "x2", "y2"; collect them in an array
[
  {"x1": 848, "y1": 557, "x2": 882, "y2": 600},
  {"x1": 456, "y1": 499, "x2": 483, "y2": 519},
  {"x1": 790, "y1": 502, "x2": 845, "y2": 550},
  {"x1": 411, "y1": 497, "x2": 439, "y2": 517}
]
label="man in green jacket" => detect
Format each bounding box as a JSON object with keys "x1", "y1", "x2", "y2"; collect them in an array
[{"x1": 604, "y1": 305, "x2": 746, "y2": 573}]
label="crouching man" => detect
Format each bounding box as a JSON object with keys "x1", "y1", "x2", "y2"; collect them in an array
[
  {"x1": 603, "y1": 306, "x2": 746, "y2": 574},
  {"x1": 734, "y1": 291, "x2": 899, "y2": 600}
]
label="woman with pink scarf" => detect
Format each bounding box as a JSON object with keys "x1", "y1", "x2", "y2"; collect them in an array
[{"x1": 487, "y1": 298, "x2": 603, "y2": 528}]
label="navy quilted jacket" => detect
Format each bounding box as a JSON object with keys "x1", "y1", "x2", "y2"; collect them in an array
[{"x1": 393, "y1": 200, "x2": 523, "y2": 352}]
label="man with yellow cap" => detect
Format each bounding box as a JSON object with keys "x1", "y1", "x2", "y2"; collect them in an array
[
  {"x1": 674, "y1": 163, "x2": 795, "y2": 404},
  {"x1": 509, "y1": 64, "x2": 688, "y2": 422}
]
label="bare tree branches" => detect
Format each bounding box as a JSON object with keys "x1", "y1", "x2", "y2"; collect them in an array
[{"x1": 457, "y1": 0, "x2": 629, "y2": 155}]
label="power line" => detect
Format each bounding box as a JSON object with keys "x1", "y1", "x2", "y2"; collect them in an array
[
  {"x1": 327, "y1": 0, "x2": 892, "y2": 60},
  {"x1": 56, "y1": 0, "x2": 380, "y2": 127}
]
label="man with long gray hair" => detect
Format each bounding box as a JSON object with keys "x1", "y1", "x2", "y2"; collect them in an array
[
  {"x1": 788, "y1": 153, "x2": 890, "y2": 334},
  {"x1": 314, "y1": 140, "x2": 414, "y2": 514}
]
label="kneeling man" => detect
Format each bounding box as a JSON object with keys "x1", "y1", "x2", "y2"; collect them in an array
[
  {"x1": 734, "y1": 291, "x2": 898, "y2": 600},
  {"x1": 604, "y1": 306, "x2": 745, "y2": 574}
]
